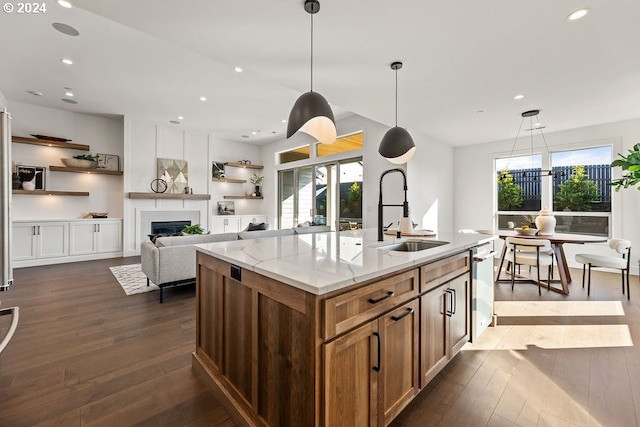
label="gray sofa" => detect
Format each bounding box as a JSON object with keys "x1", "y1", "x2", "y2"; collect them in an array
[{"x1": 140, "y1": 225, "x2": 330, "y2": 302}]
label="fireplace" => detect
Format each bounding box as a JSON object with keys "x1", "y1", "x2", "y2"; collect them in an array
[
  {"x1": 136, "y1": 209, "x2": 201, "y2": 249},
  {"x1": 151, "y1": 220, "x2": 191, "y2": 235}
]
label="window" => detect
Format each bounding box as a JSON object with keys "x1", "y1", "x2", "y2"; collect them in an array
[
  {"x1": 316, "y1": 132, "x2": 363, "y2": 157},
  {"x1": 278, "y1": 158, "x2": 362, "y2": 230},
  {"x1": 496, "y1": 146, "x2": 612, "y2": 236},
  {"x1": 279, "y1": 145, "x2": 310, "y2": 164}
]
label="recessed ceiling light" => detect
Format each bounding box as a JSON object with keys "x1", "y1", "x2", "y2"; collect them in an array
[
  {"x1": 234, "y1": 66, "x2": 243, "y2": 73},
  {"x1": 27, "y1": 90, "x2": 43, "y2": 96},
  {"x1": 476, "y1": 110, "x2": 484, "y2": 114},
  {"x1": 241, "y1": 135, "x2": 249, "y2": 138},
  {"x1": 199, "y1": 96, "x2": 207, "y2": 102},
  {"x1": 61, "y1": 58, "x2": 73, "y2": 65},
  {"x1": 52, "y1": 22, "x2": 79, "y2": 36},
  {"x1": 252, "y1": 131, "x2": 257, "y2": 135},
  {"x1": 178, "y1": 115, "x2": 184, "y2": 120},
  {"x1": 169, "y1": 120, "x2": 180, "y2": 125},
  {"x1": 567, "y1": 8, "x2": 590, "y2": 21},
  {"x1": 57, "y1": 0, "x2": 72, "y2": 8},
  {"x1": 281, "y1": 119, "x2": 287, "y2": 123},
  {"x1": 61, "y1": 98, "x2": 78, "y2": 104},
  {"x1": 64, "y1": 91, "x2": 74, "y2": 97},
  {"x1": 514, "y1": 94, "x2": 525, "y2": 100}
]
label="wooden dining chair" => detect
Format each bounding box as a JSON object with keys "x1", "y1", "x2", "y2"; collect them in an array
[
  {"x1": 575, "y1": 238, "x2": 632, "y2": 299},
  {"x1": 497, "y1": 237, "x2": 554, "y2": 295}
]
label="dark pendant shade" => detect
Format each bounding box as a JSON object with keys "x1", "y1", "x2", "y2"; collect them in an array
[
  {"x1": 379, "y1": 126, "x2": 416, "y2": 164},
  {"x1": 287, "y1": 91, "x2": 337, "y2": 145}
]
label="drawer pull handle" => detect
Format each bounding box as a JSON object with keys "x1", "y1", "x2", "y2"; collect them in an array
[
  {"x1": 368, "y1": 291, "x2": 394, "y2": 304},
  {"x1": 372, "y1": 332, "x2": 381, "y2": 372},
  {"x1": 391, "y1": 307, "x2": 414, "y2": 322}
]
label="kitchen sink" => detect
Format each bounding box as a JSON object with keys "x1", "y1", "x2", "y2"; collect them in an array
[{"x1": 377, "y1": 240, "x2": 449, "y2": 252}]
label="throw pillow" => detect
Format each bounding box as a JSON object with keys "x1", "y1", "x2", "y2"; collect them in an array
[{"x1": 246, "y1": 222, "x2": 266, "y2": 231}]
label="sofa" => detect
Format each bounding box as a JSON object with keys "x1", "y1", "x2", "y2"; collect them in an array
[{"x1": 140, "y1": 225, "x2": 331, "y2": 302}]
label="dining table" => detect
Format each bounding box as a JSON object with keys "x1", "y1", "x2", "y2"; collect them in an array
[{"x1": 476, "y1": 229, "x2": 608, "y2": 295}]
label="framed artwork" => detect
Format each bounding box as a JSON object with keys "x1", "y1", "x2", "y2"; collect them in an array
[
  {"x1": 217, "y1": 201, "x2": 235, "y2": 215},
  {"x1": 97, "y1": 153, "x2": 120, "y2": 171},
  {"x1": 17, "y1": 165, "x2": 46, "y2": 190},
  {"x1": 157, "y1": 158, "x2": 188, "y2": 194},
  {"x1": 212, "y1": 161, "x2": 225, "y2": 179}
]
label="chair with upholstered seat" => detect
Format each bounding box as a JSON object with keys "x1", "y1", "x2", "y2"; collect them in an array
[
  {"x1": 575, "y1": 238, "x2": 632, "y2": 299},
  {"x1": 497, "y1": 237, "x2": 554, "y2": 295}
]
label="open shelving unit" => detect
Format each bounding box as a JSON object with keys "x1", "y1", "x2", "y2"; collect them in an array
[
  {"x1": 223, "y1": 195, "x2": 263, "y2": 200},
  {"x1": 128, "y1": 192, "x2": 211, "y2": 200},
  {"x1": 13, "y1": 189, "x2": 89, "y2": 197},
  {"x1": 49, "y1": 166, "x2": 123, "y2": 176},
  {"x1": 12, "y1": 136, "x2": 90, "y2": 151},
  {"x1": 212, "y1": 177, "x2": 246, "y2": 183},
  {"x1": 224, "y1": 161, "x2": 264, "y2": 170}
]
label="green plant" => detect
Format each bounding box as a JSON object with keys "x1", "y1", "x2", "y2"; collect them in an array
[
  {"x1": 249, "y1": 173, "x2": 264, "y2": 186},
  {"x1": 554, "y1": 165, "x2": 599, "y2": 211},
  {"x1": 497, "y1": 170, "x2": 523, "y2": 210},
  {"x1": 610, "y1": 142, "x2": 640, "y2": 191},
  {"x1": 182, "y1": 224, "x2": 204, "y2": 235}
]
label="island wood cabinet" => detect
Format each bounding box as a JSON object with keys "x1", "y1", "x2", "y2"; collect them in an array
[
  {"x1": 194, "y1": 249, "x2": 471, "y2": 427},
  {"x1": 419, "y1": 252, "x2": 470, "y2": 387}
]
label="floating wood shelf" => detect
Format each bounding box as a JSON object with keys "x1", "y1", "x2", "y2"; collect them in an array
[
  {"x1": 223, "y1": 195, "x2": 264, "y2": 200},
  {"x1": 49, "y1": 166, "x2": 123, "y2": 175},
  {"x1": 12, "y1": 136, "x2": 90, "y2": 151},
  {"x1": 212, "y1": 177, "x2": 246, "y2": 183},
  {"x1": 128, "y1": 192, "x2": 211, "y2": 200},
  {"x1": 13, "y1": 189, "x2": 89, "y2": 196},
  {"x1": 224, "y1": 161, "x2": 264, "y2": 170}
]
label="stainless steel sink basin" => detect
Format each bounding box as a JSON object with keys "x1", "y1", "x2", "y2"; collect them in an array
[{"x1": 378, "y1": 240, "x2": 449, "y2": 252}]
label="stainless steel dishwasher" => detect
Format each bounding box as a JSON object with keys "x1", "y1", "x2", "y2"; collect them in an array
[{"x1": 471, "y1": 242, "x2": 497, "y2": 341}]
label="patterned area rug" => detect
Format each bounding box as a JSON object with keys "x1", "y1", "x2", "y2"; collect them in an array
[{"x1": 109, "y1": 264, "x2": 159, "y2": 295}]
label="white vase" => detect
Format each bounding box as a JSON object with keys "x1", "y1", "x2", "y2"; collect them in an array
[{"x1": 535, "y1": 208, "x2": 556, "y2": 235}]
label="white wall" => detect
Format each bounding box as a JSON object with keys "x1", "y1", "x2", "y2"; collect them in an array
[
  {"x1": 123, "y1": 117, "x2": 261, "y2": 255},
  {"x1": 9, "y1": 101, "x2": 124, "y2": 220},
  {"x1": 454, "y1": 117, "x2": 640, "y2": 275},
  {"x1": 0, "y1": 90, "x2": 7, "y2": 108},
  {"x1": 259, "y1": 113, "x2": 455, "y2": 233}
]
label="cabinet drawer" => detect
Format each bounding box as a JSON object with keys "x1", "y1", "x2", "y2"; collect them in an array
[
  {"x1": 323, "y1": 269, "x2": 419, "y2": 340},
  {"x1": 420, "y1": 251, "x2": 470, "y2": 294}
]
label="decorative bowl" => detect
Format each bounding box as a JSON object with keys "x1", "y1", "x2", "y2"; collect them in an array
[
  {"x1": 61, "y1": 158, "x2": 98, "y2": 169},
  {"x1": 515, "y1": 227, "x2": 538, "y2": 236},
  {"x1": 22, "y1": 181, "x2": 36, "y2": 191}
]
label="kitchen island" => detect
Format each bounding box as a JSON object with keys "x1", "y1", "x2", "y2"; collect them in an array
[{"x1": 193, "y1": 229, "x2": 495, "y2": 427}]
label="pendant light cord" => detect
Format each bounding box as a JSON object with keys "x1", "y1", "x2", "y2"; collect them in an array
[
  {"x1": 310, "y1": 11, "x2": 314, "y2": 92},
  {"x1": 395, "y1": 67, "x2": 398, "y2": 126}
]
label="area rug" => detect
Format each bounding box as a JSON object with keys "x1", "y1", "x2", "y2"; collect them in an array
[{"x1": 109, "y1": 264, "x2": 159, "y2": 295}]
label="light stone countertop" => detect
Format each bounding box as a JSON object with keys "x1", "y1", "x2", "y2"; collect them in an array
[{"x1": 195, "y1": 228, "x2": 497, "y2": 295}]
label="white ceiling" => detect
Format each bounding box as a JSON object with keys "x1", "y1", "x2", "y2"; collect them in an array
[{"x1": 1, "y1": 0, "x2": 639, "y2": 146}]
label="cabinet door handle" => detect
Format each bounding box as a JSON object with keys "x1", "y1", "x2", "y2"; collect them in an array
[
  {"x1": 451, "y1": 288, "x2": 457, "y2": 315},
  {"x1": 32, "y1": 226, "x2": 36, "y2": 236},
  {"x1": 444, "y1": 289, "x2": 453, "y2": 317},
  {"x1": 368, "y1": 291, "x2": 394, "y2": 304},
  {"x1": 391, "y1": 307, "x2": 414, "y2": 322},
  {"x1": 372, "y1": 332, "x2": 381, "y2": 372},
  {"x1": 37, "y1": 226, "x2": 40, "y2": 235},
  {"x1": 97, "y1": 224, "x2": 100, "y2": 233}
]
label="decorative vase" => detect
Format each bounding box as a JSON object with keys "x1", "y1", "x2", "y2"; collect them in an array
[
  {"x1": 12, "y1": 173, "x2": 22, "y2": 189},
  {"x1": 255, "y1": 185, "x2": 261, "y2": 197},
  {"x1": 535, "y1": 208, "x2": 556, "y2": 236}
]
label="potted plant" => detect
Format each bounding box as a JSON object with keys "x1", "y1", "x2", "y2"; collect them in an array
[
  {"x1": 249, "y1": 172, "x2": 264, "y2": 197},
  {"x1": 182, "y1": 224, "x2": 205, "y2": 235},
  {"x1": 610, "y1": 143, "x2": 640, "y2": 191}
]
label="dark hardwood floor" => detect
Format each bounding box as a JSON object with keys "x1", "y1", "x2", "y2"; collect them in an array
[{"x1": 1, "y1": 257, "x2": 638, "y2": 426}]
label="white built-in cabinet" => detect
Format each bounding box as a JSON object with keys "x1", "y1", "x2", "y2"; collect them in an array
[
  {"x1": 12, "y1": 221, "x2": 69, "y2": 261},
  {"x1": 12, "y1": 219, "x2": 123, "y2": 267},
  {"x1": 211, "y1": 214, "x2": 267, "y2": 234},
  {"x1": 69, "y1": 220, "x2": 122, "y2": 255}
]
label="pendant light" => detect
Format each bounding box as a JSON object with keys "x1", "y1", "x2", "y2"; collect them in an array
[
  {"x1": 499, "y1": 109, "x2": 561, "y2": 181},
  {"x1": 378, "y1": 61, "x2": 416, "y2": 164},
  {"x1": 286, "y1": 0, "x2": 337, "y2": 145}
]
